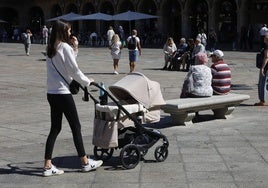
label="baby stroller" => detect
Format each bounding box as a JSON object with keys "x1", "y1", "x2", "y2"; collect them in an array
[{"x1": 86, "y1": 72, "x2": 169, "y2": 169}]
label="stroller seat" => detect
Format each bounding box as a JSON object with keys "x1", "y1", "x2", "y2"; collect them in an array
[{"x1": 96, "y1": 102, "x2": 145, "y2": 116}]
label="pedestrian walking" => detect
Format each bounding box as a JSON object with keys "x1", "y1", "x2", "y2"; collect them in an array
[
  {"x1": 259, "y1": 24, "x2": 268, "y2": 49},
  {"x1": 42, "y1": 25, "x2": 49, "y2": 45},
  {"x1": 126, "y1": 29, "x2": 142, "y2": 72},
  {"x1": 22, "y1": 29, "x2": 32, "y2": 56},
  {"x1": 254, "y1": 34, "x2": 268, "y2": 106},
  {"x1": 43, "y1": 20, "x2": 103, "y2": 177},
  {"x1": 197, "y1": 29, "x2": 207, "y2": 48},
  {"x1": 109, "y1": 34, "x2": 122, "y2": 75},
  {"x1": 117, "y1": 25, "x2": 125, "y2": 47},
  {"x1": 107, "y1": 26, "x2": 115, "y2": 46}
]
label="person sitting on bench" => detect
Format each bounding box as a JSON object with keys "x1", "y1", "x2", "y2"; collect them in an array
[
  {"x1": 180, "y1": 52, "x2": 213, "y2": 98},
  {"x1": 209, "y1": 50, "x2": 231, "y2": 95}
]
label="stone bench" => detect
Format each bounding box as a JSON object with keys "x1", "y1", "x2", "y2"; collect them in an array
[{"x1": 161, "y1": 93, "x2": 250, "y2": 125}]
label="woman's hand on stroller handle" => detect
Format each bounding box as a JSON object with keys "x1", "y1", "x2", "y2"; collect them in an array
[
  {"x1": 88, "y1": 77, "x2": 94, "y2": 84},
  {"x1": 89, "y1": 81, "x2": 98, "y2": 86}
]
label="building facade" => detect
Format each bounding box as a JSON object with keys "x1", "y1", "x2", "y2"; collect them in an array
[{"x1": 0, "y1": 0, "x2": 267, "y2": 46}]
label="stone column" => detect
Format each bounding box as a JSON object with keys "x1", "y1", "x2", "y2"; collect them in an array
[{"x1": 181, "y1": 9, "x2": 188, "y2": 38}]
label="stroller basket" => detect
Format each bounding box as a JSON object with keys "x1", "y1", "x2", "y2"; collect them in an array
[{"x1": 93, "y1": 102, "x2": 145, "y2": 149}]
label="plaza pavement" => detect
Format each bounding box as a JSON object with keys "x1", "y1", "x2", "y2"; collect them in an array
[{"x1": 0, "y1": 42, "x2": 268, "y2": 188}]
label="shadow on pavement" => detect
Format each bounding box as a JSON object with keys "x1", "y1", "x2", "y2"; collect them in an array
[{"x1": 3, "y1": 162, "x2": 44, "y2": 177}]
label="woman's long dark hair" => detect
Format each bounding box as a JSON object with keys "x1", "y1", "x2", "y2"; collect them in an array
[{"x1": 47, "y1": 20, "x2": 71, "y2": 58}]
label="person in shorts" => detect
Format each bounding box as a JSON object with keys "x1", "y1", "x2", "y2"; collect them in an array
[
  {"x1": 109, "y1": 34, "x2": 123, "y2": 75},
  {"x1": 126, "y1": 29, "x2": 142, "y2": 72}
]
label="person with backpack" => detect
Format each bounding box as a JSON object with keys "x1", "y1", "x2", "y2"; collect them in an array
[
  {"x1": 126, "y1": 29, "x2": 142, "y2": 72},
  {"x1": 254, "y1": 34, "x2": 268, "y2": 106}
]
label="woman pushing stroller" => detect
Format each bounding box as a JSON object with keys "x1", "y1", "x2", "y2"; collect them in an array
[{"x1": 43, "y1": 20, "x2": 102, "y2": 177}]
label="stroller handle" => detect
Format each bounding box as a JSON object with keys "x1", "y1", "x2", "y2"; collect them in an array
[
  {"x1": 83, "y1": 82, "x2": 106, "y2": 104},
  {"x1": 80, "y1": 82, "x2": 100, "y2": 103},
  {"x1": 90, "y1": 81, "x2": 99, "y2": 87}
]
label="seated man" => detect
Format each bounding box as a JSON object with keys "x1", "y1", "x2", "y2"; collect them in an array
[
  {"x1": 192, "y1": 37, "x2": 206, "y2": 65},
  {"x1": 180, "y1": 52, "x2": 213, "y2": 98},
  {"x1": 171, "y1": 37, "x2": 188, "y2": 71},
  {"x1": 209, "y1": 50, "x2": 231, "y2": 95},
  {"x1": 183, "y1": 38, "x2": 195, "y2": 71}
]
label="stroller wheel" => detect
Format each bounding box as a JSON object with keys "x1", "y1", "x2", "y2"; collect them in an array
[
  {"x1": 120, "y1": 144, "x2": 141, "y2": 169},
  {"x1": 93, "y1": 146, "x2": 114, "y2": 161},
  {"x1": 154, "y1": 145, "x2": 168, "y2": 162}
]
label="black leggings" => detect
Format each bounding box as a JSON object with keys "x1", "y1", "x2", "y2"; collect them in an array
[{"x1": 45, "y1": 94, "x2": 86, "y2": 159}]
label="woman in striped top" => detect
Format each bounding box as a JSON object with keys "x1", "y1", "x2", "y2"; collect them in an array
[{"x1": 209, "y1": 50, "x2": 231, "y2": 95}]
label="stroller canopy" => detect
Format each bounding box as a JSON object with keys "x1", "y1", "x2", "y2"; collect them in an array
[{"x1": 109, "y1": 72, "x2": 166, "y2": 109}]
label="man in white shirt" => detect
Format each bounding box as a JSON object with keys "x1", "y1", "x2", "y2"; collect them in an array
[
  {"x1": 107, "y1": 26, "x2": 115, "y2": 46},
  {"x1": 259, "y1": 24, "x2": 268, "y2": 49}
]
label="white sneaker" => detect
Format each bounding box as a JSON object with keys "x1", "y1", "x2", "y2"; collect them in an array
[
  {"x1": 43, "y1": 165, "x2": 64, "y2": 177},
  {"x1": 82, "y1": 158, "x2": 103, "y2": 172},
  {"x1": 113, "y1": 70, "x2": 119, "y2": 75}
]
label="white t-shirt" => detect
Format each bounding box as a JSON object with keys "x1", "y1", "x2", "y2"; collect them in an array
[
  {"x1": 107, "y1": 29, "x2": 115, "y2": 41},
  {"x1": 46, "y1": 42, "x2": 90, "y2": 94},
  {"x1": 260, "y1": 26, "x2": 268, "y2": 36}
]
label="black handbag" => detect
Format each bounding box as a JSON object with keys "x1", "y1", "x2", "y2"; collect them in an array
[
  {"x1": 51, "y1": 59, "x2": 81, "y2": 95},
  {"x1": 69, "y1": 79, "x2": 80, "y2": 94}
]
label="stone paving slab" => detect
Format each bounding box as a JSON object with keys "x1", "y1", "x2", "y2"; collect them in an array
[{"x1": 0, "y1": 43, "x2": 268, "y2": 188}]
